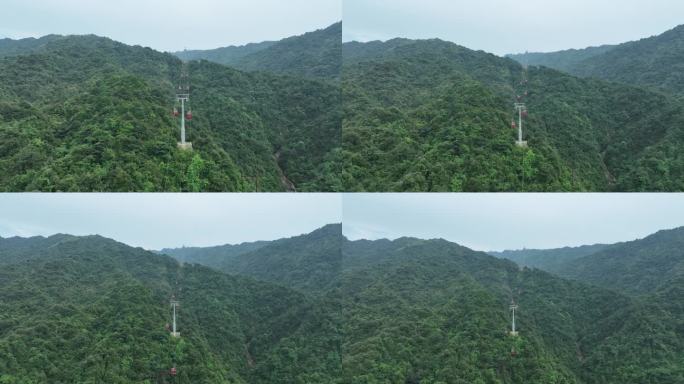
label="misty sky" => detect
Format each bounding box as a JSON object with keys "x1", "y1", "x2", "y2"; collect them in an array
[
  {"x1": 0, "y1": 0, "x2": 340, "y2": 52},
  {"x1": 344, "y1": 0, "x2": 684, "y2": 55},
  {"x1": 0, "y1": 194, "x2": 341, "y2": 250},
  {"x1": 342, "y1": 194, "x2": 684, "y2": 251}
]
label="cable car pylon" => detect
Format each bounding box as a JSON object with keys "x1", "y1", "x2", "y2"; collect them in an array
[
  {"x1": 170, "y1": 296, "x2": 180, "y2": 338},
  {"x1": 175, "y1": 64, "x2": 193, "y2": 151},
  {"x1": 509, "y1": 299, "x2": 519, "y2": 337},
  {"x1": 513, "y1": 71, "x2": 529, "y2": 148}
]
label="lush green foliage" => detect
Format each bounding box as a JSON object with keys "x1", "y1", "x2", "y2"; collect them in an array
[
  {"x1": 163, "y1": 225, "x2": 684, "y2": 383},
  {"x1": 506, "y1": 45, "x2": 616, "y2": 75},
  {"x1": 0, "y1": 35, "x2": 341, "y2": 191},
  {"x1": 174, "y1": 41, "x2": 277, "y2": 68},
  {"x1": 5, "y1": 227, "x2": 682, "y2": 383},
  {"x1": 166, "y1": 224, "x2": 343, "y2": 293},
  {"x1": 0, "y1": 235, "x2": 342, "y2": 383},
  {"x1": 174, "y1": 23, "x2": 341, "y2": 81},
  {"x1": 499, "y1": 227, "x2": 684, "y2": 297},
  {"x1": 160, "y1": 241, "x2": 269, "y2": 270},
  {"x1": 0, "y1": 35, "x2": 62, "y2": 58},
  {"x1": 510, "y1": 25, "x2": 684, "y2": 96},
  {"x1": 342, "y1": 38, "x2": 684, "y2": 191},
  {"x1": 490, "y1": 244, "x2": 610, "y2": 274}
]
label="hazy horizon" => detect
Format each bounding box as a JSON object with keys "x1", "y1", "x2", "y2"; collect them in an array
[
  {"x1": 342, "y1": 194, "x2": 684, "y2": 251},
  {"x1": 2, "y1": 220, "x2": 680, "y2": 254},
  {"x1": 0, "y1": 194, "x2": 342, "y2": 250},
  {"x1": 0, "y1": 0, "x2": 341, "y2": 52},
  {"x1": 343, "y1": 0, "x2": 684, "y2": 55},
  {"x1": 1, "y1": 194, "x2": 683, "y2": 252}
]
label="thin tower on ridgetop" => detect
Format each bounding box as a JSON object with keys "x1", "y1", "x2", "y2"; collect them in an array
[
  {"x1": 174, "y1": 65, "x2": 193, "y2": 151},
  {"x1": 513, "y1": 71, "x2": 528, "y2": 147},
  {"x1": 509, "y1": 300, "x2": 519, "y2": 336},
  {"x1": 170, "y1": 296, "x2": 180, "y2": 337}
]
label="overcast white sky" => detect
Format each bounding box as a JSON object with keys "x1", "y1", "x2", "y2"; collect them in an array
[
  {"x1": 2, "y1": 194, "x2": 682, "y2": 253},
  {"x1": 343, "y1": 194, "x2": 684, "y2": 252},
  {"x1": 0, "y1": 194, "x2": 341, "y2": 250},
  {"x1": 344, "y1": 0, "x2": 684, "y2": 55},
  {"x1": 0, "y1": 0, "x2": 341, "y2": 52}
]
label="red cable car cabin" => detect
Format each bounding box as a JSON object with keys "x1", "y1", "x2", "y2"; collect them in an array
[
  {"x1": 511, "y1": 120, "x2": 517, "y2": 129},
  {"x1": 170, "y1": 367, "x2": 177, "y2": 376},
  {"x1": 173, "y1": 108, "x2": 179, "y2": 117},
  {"x1": 185, "y1": 111, "x2": 193, "y2": 120},
  {"x1": 522, "y1": 110, "x2": 528, "y2": 118}
]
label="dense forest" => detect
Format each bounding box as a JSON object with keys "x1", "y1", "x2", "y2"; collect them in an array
[
  {"x1": 170, "y1": 224, "x2": 684, "y2": 383},
  {"x1": 174, "y1": 23, "x2": 342, "y2": 81},
  {"x1": 342, "y1": 37, "x2": 684, "y2": 191},
  {"x1": 494, "y1": 226, "x2": 684, "y2": 297},
  {"x1": 0, "y1": 29, "x2": 341, "y2": 192},
  {"x1": 509, "y1": 24, "x2": 684, "y2": 96},
  {"x1": 0, "y1": 234, "x2": 343, "y2": 383},
  {"x1": 3, "y1": 225, "x2": 683, "y2": 382}
]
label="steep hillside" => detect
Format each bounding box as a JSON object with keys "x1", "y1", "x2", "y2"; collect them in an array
[
  {"x1": 0, "y1": 35, "x2": 341, "y2": 191},
  {"x1": 0, "y1": 235, "x2": 342, "y2": 383},
  {"x1": 162, "y1": 226, "x2": 684, "y2": 383},
  {"x1": 493, "y1": 227, "x2": 684, "y2": 298},
  {"x1": 336, "y1": 237, "x2": 684, "y2": 383},
  {"x1": 0, "y1": 35, "x2": 63, "y2": 58},
  {"x1": 165, "y1": 224, "x2": 343, "y2": 293},
  {"x1": 509, "y1": 25, "x2": 684, "y2": 95},
  {"x1": 174, "y1": 23, "x2": 342, "y2": 81},
  {"x1": 160, "y1": 241, "x2": 269, "y2": 269},
  {"x1": 342, "y1": 38, "x2": 684, "y2": 191},
  {"x1": 507, "y1": 45, "x2": 616, "y2": 74},
  {"x1": 174, "y1": 41, "x2": 276, "y2": 67},
  {"x1": 491, "y1": 244, "x2": 610, "y2": 273},
  {"x1": 557, "y1": 227, "x2": 684, "y2": 296}
]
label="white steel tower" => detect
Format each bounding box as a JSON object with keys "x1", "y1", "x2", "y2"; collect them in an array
[
  {"x1": 509, "y1": 300, "x2": 519, "y2": 336},
  {"x1": 170, "y1": 297, "x2": 180, "y2": 338},
  {"x1": 176, "y1": 68, "x2": 193, "y2": 150},
  {"x1": 514, "y1": 103, "x2": 527, "y2": 148}
]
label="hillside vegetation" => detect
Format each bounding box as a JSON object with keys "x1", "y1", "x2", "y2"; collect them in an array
[
  {"x1": 4, "y1": 226, "x2": 684, "y2": 382},
  {"x1": 174, "y1": 23, "x2": 342, "y2": 81},
  {"x1": 0, "y1": 34, "x2": 341, "y2": 191},
  {"x1": 0, "y1": 235, "x2": 342, "y2": 383},
  {"x1": 342, "y1": 38, "x2": 684, "y2": 191},
  {"x1": 497, "y1": 227, "x2": 684, "y2": 297},
  {"x1": 162, "y1": 225, "x2": 684, "y2": 383},
  {"x1": 509, "y1": 25, "x2": 684, "y2": 96}
]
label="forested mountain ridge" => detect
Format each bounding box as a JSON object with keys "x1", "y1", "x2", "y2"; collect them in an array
[
  {"x1": 4, "y1": 228, "x2": 684, "y2": 382},
  {"x1": 490, "y1": 243, "x2": 611, "y2": 274},
  {"x1": 342, "y1": 38, "x2": 684, "y2": 191},
  {"x1": 506, "y1": 45, "x2": 616, "y2": 74},
  {"x1": 509, "y1": 24, "x2": 684, "y2": 96},
  {"x1": 338, "y1": 237, "x2": 683, "y2": 383},
  {"x1": 0, "y1": 34, "x2": 341, "y2": 191},
  {"x1": 493, "y1": 227, "x2": 684, "y2": 297},
  {"x1": 174, "y1": 22, "x2": 342, "y2": 81},
  {"x1": 164, "y1": 224, "x2": 343, "y2": 293},
  {"x1": 0, "y1": 35, "x2": 63, "y2": 58},
  {"x1": 164, "y1": 225, "x2": 684, "y2": 383},
  {"x1": 0, "y1": 234, "x2": 342, "y2": 383},
  {"x1": 160, "y1": 240, "x2": 269, "y2": 269},
  {"x1": 173, "y1": 41, "x2": 277, "y2": 68}
]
